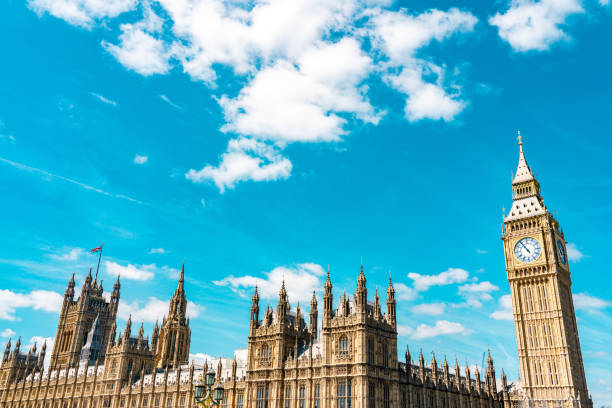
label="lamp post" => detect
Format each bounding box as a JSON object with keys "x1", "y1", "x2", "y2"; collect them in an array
[{"x1": 194, "y1": 369, "x2": 224, "y2": 407}]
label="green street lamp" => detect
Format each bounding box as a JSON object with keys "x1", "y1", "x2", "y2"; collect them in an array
[{"x1": 194, "y1": 369, "x2": 224, "y2": 407}]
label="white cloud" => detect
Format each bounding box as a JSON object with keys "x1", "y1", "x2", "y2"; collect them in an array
[
  {"x1": 119, "y1": 297, "x2": 202, "y2": 323},
  {"x1": 133, "y1": 154, "x2": 148, "y2": 165},
  {"x1": 573, "y1": 293, "x2": 611, "y2": 311},
  {"x1": 214, "y1": 262, "x2": 325, "y2": 303},
  {"x1": 149, "y1": 248, "x2": 167, "y2": 254},
  {"x1": 397, "y1": 324, "x2": 414, "y2": 337},
  {"x1": 104, "y1": 261, "x2": 155, "y2": 281},
  {"x1": 412, "y1": 302, "x2": 446, "y2": 315},
  {"x1": 27, "y1": 0, "x2": 136, "y2": 28},
  {"x1": 1, "y1": 328, "x2": 16, "y2": 338},
  {"x1": 458, "y1": 281, "x2": 499, "y2": 301},
  {"x1": 369, "y1": 7, "x2": 478, "y2": 63},
  {"x1": 408, "y1": 268, "x2": 470, "y2": 292},
  {"x1": 370, "y1": 7, "x2": 476, "y2": 122},
  {"x1": 0, "y1": 289, "x2": 63, "y2": 321},
  {"x1": 30, "y1": 0, "x2": 480, "y2": 191},
  {"x1": 89, "y1": 92, "x2": 117, "y2": 106},
  {"x1": 411, "y1": 320, "x2": 473, "y2": 340},
  {"x1": 49, "y1": 247, "x2": 85, "y2": 262},
  {"x1": 490, "y1": 294, "x2": 514, "y2": 321},
  {"x1": 489, "y1": 0, "x2": 584, "y2": 52},
  {"x1": 476, "y1": 249, "x2": 488, "y2": 254},
  {"x1": 189, "y1": 352, "x2": 217, "y2": 366},
  {"x1": 186, "y1": 138, "x2": 292, "y2": 193},
  {"x1": 218, "y1": 38, "x2": 379, "y2": 144},
  {"x1": 394, "y1": 283, "x2": 418, "y2": 301},
  {"x1": 103, "y1": 9, "x2": 170, "y2": 77},
  {"x1": 566, "y1": 242, "x2": 585, "y2": 262},
  {"x1": 386, "y1": 64, "x2": 465, "y2": 122}
]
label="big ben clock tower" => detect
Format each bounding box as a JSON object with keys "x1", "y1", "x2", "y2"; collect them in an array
[{"x1": 502, "y1": 133, "x2": 591, "y2": 408}]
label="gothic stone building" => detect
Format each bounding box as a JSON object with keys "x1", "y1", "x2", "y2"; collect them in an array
[
  {"x1": 0, "y1": 260, "x2": 508, "y2": 408},
  {"x1": 0, "y1": 135, "x2": 591, "y2": 408}
]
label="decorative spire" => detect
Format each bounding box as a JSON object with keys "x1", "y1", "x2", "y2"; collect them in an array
[
  {"x1": 125, "y1": 315, "x2": 132, "y2": 339},
  {"x1": 512, "y1": 130, "x2": 535, "y2": 184}
]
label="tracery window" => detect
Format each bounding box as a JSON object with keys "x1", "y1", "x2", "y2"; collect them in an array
[
  {"x1": 313, "y1": 384, "x2": 320, "y2": 408},
  {"x1": 339, "y1": 336, "x2": 349, "y2": 356},
  {"x1": 382, "y1": 342, "x2": 388, "y2": 367},
  {"x1": 261, "y1": 344, "x2": 270, "y2": 363},
  {"x1": 383, "y1": 385, "x2": 390, "y2": 408},
  {"x1": 256, "y1": 384, "x2": 269, "y2": 408},
  {"x1": 236, "y1": 391, "x2": 244, "y2": 408},
  {"x1": 337, "y1": 380, "x2": 351, "y2": 408},
  {"x1": 298, "y1": 384, "x2": 305, "y2": 408},
  {"x1": 367, "y1": 338, "x2": 375, "y2": 364},
  {"x1": 368, "y1": 382, "x2": 375, "y2": 408},
  {"x1": 285, "y1": 385, "x2": 291, "y2": 408}
]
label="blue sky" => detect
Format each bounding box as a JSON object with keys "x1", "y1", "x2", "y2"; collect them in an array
[{"x1": 1, "y1": 0, "x2": 611, "y2": 404}]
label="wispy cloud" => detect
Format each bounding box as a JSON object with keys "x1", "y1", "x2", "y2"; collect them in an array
[
  {"x1": 1, "y1": 328, "x2": 16, "y2": 338},
  {"x1": 489, "y1": 0, "x2": 584, "y2": 52},
  {"x1": 89, "y1": 92, "x2": 117, "y2": 106},
  {"x1": 0, "y1": 289, "x2": 63, "y2": 321},
  {"x1": 490, "y1": 294, "x2": 513, "y2": 321},
  {"x1": 411, "y1": 302, "x2": 446, "y2": 315},
  {"x1": 0, "y1": 157, "x2": 144, "y2": 205},
  {"x1": 410, "y1": 320, "x2": 473, "y2": 340},
  {"x1": 214, "y1": 262, "x2": 324, "y2": 303},
  {"x1": 49, "y1": 247, "x2": 85, "y2": 262},
  {"x1": 408, "y1": 268, "x2": 470, "y2": 292},
  {"x1": 133, "y1": 154, "x2": 148, "y2": 165},
  {"x1": 149, "y1": 248, "x2": 167, "y2": 254},
  {"x1": 105, "y1": 261, "x2": 155, "y2": 281},
  {"x1": 118, "y1": 297, "x2": 202, "y2": 322},
  {"x1": 567, "y1": 242, "x2": 586, "y2": 262},
  {"x1": 574, "y1": 293, "x2": 611, "y2": 312},
  {"x1": 159, "y1": 94, "x2": 182, "y2": 109}
]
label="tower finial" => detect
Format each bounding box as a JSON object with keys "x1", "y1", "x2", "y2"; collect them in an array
[{"x1": 517, "y1": 130, "x2": 522, "y2": 149}]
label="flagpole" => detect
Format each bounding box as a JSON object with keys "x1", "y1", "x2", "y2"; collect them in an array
[{"x1": 95, "y1": 243, "x2": 103, "y2": 281}]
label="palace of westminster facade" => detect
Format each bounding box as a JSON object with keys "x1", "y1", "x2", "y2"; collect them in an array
[{"x1": 0, "y1": 138, "x2": 593, "y2": 408}]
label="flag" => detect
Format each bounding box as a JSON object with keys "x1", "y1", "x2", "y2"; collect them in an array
[{"x1": 90, "y1": 243, "x2": 103, "y2": 253}]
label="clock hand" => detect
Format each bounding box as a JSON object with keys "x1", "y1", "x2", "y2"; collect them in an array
[{"x1": 520, "y1": 241, "x2": 531, "y2": 254}]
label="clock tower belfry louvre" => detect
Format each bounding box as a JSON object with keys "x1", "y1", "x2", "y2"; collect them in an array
[{"x1": 502, "y1": 134, "x2": 591, "y2": 408}]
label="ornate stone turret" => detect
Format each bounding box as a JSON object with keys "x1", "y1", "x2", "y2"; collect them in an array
[
  {"x1": 250, "y1": 286, "x2": 260, "y2": 332},
  {"x1": 154, "y1": 262, "x2": 191, "y2": 369},
  {"x1": 124, "y1": 315, "x2": 132, "y2": 341},
  {"x1": 323, "y1": 267, "x2": 333, "y2": 321},
  {"x1": 486, "y1": 349, "x2": 497, "y2": 396},
  {"x1": 373, "y1": 290, "x2": 381, "y2": 319},
  {"x1": 277, "y1": 280, "x2": 289, "y2": 325},
  {"x1": 38, "y1": 341, "x2": 46, "y2": 370},
  {"x1": 386, "y1": 277, "x2": 396, "y2": 328},
  {"x1": 151, "y1": 321, "x2": 159, "y2": 352},
  {"x1": 355, "y1": 263, "x2": 367, "y2": 313},
  {"x1": 309, "y1": 291, "x2": 318, "y2": 340},
  {"x1": 431, "y1": 351, "x2": 438, "y2": 385},
  {"x1": 3, "y1": 339, "x2": 10, "y2": 362},
  {"x1": 65, "y1": 273, "x2": 75, "y2": 301},
  {"x1": 419, "y1": 349, "x2": 425, "y2": 383}
]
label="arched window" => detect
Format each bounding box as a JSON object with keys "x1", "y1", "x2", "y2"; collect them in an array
[
  {"x1": 261, "y1": 344, "x2": 270, "y2": 362},
  {"x1": 337, "y1": 380, "x2": 351, "y2": 408},
  {"x1": 339, "y1": 336, "x2": 349, "y2": 356}
]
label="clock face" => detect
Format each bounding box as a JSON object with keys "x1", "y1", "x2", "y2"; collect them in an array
[
  {"x1": 557, "y1": 239, "x2": 567, "y2": 265},
  {"x1": 514, "y1": 237, "x2": 542, "y2": 263}
]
